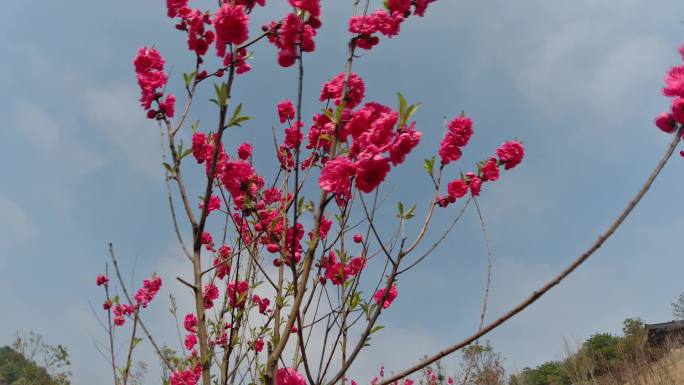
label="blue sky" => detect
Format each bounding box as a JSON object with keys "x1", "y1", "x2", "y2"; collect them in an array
[{"x1": 2, "y1": 1, "x2": 684, "y2": 384}]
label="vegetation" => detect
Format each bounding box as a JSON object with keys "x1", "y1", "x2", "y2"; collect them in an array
[{"x1": 0, "y1": 331, "x2": 70, "y2": 385}]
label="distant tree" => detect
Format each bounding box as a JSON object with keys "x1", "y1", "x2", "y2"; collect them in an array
[
  {"x1": 672, "y1": 292, "x2": 684, "y2": 320},
  {"x1": 510, "y1": 361, "x2": 570, "y2": 385},
  {"x1": 457, "y1": 341, "x2": 505, "y2": 385},
  {"x1": 0, "y1": 331, "x2": 71, "y2": 385}
]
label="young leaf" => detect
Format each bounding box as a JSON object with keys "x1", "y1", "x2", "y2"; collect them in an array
[{"x1": 424, "y1": 156, "x2": 435, "y2": 176}]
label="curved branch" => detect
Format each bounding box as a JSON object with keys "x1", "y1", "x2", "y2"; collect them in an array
[{"x1": 380, "y1": 128, "x2": 683, "y2": 385}]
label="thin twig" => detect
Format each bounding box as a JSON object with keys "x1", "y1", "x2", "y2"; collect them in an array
[{"x1": 380, "y1": 128, "x2": 683, "y2": 385}]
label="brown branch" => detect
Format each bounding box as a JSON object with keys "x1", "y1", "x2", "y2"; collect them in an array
[{"x1": 380, "y1": 127, "x2": 683, "y2": 385}]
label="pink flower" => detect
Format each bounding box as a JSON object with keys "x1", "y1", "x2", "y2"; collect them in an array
[
  {"x1": 413, "y1": 0, "x2": 436, "y2": 16},
  {"x1": 133, "y1": 47, "x2": 168, "y2": 115},
  {"x1": 388, "y1": 0, "x2": 411, "y2": 14},
  {"x1": 496, "y1": 140, "x2": 525, "y2": 170},
  {"x1": 469, "y1": 176, "x2": 482, "y2": 197},
  {"x1": 447, "y1": 116, "x2": 474, "y2": 146},
  {"x1": 184, "y1": 333, "x2": 198, "y2": 350},
  {"x1": 134, "y1": 276, "x2": 162, "y2": 308},
  {"x1": 284, "y1": 121, "x2": 304, "y2": 149},
  {"x1": 672, "y1": 97, "x2": 684, "y2": 124},
  {"x1": 254, "y1": 338, "x2": 264, "y2": 352},
  {"x1": 349, "y1": 10, "x2": 404, "y2": 40},
  {"x1": 288, "y1": 0, "x2": 321, "y2": 17},
  {"x1": 203, "y1": 283, "x2": 219, "y2": 309},
  {"x1": 237, "y1": 142, "x2": 252, "y2": 160},
  {"x1": 320, "y1": 72, "x2": 366, "y2": 109},
  {"x1": 439, "y1": 116, "x2": 473, "y2": 165},
  {"x1": 374, "y1": 284, "x2": 398, "y2": 309},
  {"x1": 447, "y1": 179, "x2": 468, "y2": 199},
  {"x1": 319, "y1": 156, "x2": 358, "y2": 194},
  {"x1": 184, "y1": 9, "x2": 215, "y2": 57},
  {"x1": 167, "y1": 0, "x2": 189, "y2": 18},
  {"x1": 191, "y1": 132, "x2": 211, "y2": 164},
  {"x1": 159, "y1": 94, "x2": 176, "y2": 118},
  {"x1": 227, "y1": 280, "x2": 249, "y2": 308},
  {"x1": 663, "y1": 66, "x2": 684, "y2": 98},
  {"x1": 170, "y1": 364, "x2": 202, "y2": 385},
  {"x1": 389, "y1": 125, "x2": 422, "y2": 165},
  {"x1": 481, "y1": 158, "x2": 500, "y2": 181},
  {"x1": 201, "y1": 231, "x2": 214, "y2": 251},
  {"x1": 276, "y1": 368, "x2": 306, "y2": 385},
  {"x1": 214, "y1": 4, "x2": 249, "y2": 59},
  {"x1": 353, "y1": 233, "x2": 363, "y2": 243},
  {"x1": 277, "y1": 100, "x2": 296, "y2": 123},
  {"x1": 184, "y1": 313, "x2": 198, "y2": 332},
  {"x1": 655, "y1": 112, "x2": 677, "y2": 133},
  {"x1": 268, "y1": 13, "x2": 318, "y2": 67},
  {"x1": 96, "y1": 274, "x2": 109, "y2": 286},
  {"x1": 199, "y1": 195, "x2": 221, "y2": 214},
  {"x1": 355, "y1": 157, "x2": 391, "y2": 193}
]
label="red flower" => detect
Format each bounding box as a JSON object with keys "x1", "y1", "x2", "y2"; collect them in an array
[
  {"x1": 389, "y1": 124, "x2": 422, "y2": 165},
  {"x1": 276, "y1": 368, "x2": 306, "y2": 385},
  {"x1": 166, "y1": 0, "x2": 189, "y2": 18},
  {"x1": 672, "y1": 97, "x2": 684, "y2": 124},
  {"x1": 96, "y1": 274, "x2": 109, "y2": 287},
  {"x1": 439, "y1": 116, "x2": 473, "y2": 165},
  {"x1": 663, "y1": 66, "x2": 684, "y2": 98},
  {"x1": 496, "y1": 140, "x2": 525, "y2": 170},
  {"x1": 374, "y1": 284, "x2": 398, "y2": 309},
  {"x1": 277, "y1": 100, "x2": 295, "y2": 123},
  {"x1": 481, "y1": 158, "x2": 500, "y2": 181},
  {"x1": 447, "y1": 179, "x2": 468, "y2": 199},
  {"x1": 214, "y1": 4, "x2": 249, "y2": 59},
  {"x1": 319, "y1": 156, "x2": 358, "y2": 194},
  {"x1": 655, "y1": 112, "x2": 677, "y2": 133},
  {"x1": 469, "y1": 176, "x2": 483, "y2": 197},
  {"x1": 320, "y1": 72, "x2": 366, "y2": 109},
  {"x1": 237, "y1": 142, "x2": 252, "y2": 160},
  {"x1": 355, "y1": 157, "x2": 391, "y2": 193}
]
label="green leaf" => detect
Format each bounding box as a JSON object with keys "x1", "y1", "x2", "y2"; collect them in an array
[
  {"x1": 397, "y1": 92, "x2": 408, "y2": 120},
  {"x1": 162, "y1": 162, "x2": 175, "y2": 173},
  {"x1": 405, "y1": 204, "x2": 416, "y2": 220},
  {"x1": 397, "y1": 201, "x2": 404, "y2": 218},
  {"x1": 183, "y1": 71, "x2": 196, "y2": 88},
  {"x1": 180, "y1": 148, "x2": 193, "y2": 160},
  {"x1": 213, "y1": 83, "x2": 229, "y2": 108},
  {"x1": 132, "y1": 337, "x2": 143, "y2": 348},
  {"x1": 405, "y1": 103, "x2": 421, "y2": 121},
  {"x1": 334, "y1": 101, "x2": 347, "y2": 123},
  {"x1": 370, "y1": 325, "x2": 385, "y2": 335},
  {"x1": 423, "y1": 156, "x2": 435, "y2": 177}
]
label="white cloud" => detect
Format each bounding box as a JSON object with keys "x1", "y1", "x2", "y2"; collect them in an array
[
  {"x1": 0, "y1": 196, "x2": 37, "y2": 263},
  {"x1": 84, "y1": 84, "x2": 163, "y2": 179}
]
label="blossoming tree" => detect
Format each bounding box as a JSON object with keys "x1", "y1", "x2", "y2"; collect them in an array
[{"x1": 94, "y1": 1, "x2": 684, "y2": 385}]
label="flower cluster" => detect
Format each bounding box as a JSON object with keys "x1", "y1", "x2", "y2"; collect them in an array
[
  {"x1": 169, "y1": 363, "x2": 202, "y2": 385},
  {"x1": 439, "y1": 116, "x2": 473, "y2": 165},
  {"x1": 348, "y1": 0, "x2": 436, "y2": 50},
  {"x1": 214, "y1": 4, "x2": 250, "y2": 59},
  {"x1": 227, "y1": 280, "x2": 250, "y2": 308},
  {"x1": 265, "y1": 1, "x2": 322, "y2": 67},
  {"x1": 96, "y1": 274, "x2": 109, "y2": 286},
  {"x1": 656, "y1": 43, "x2": 684, "y2": 150},
  {"x1": 319, "y1": 252, "x2": 366, "y2": 285},
  {"x1": 134, "y1": 276, "x2": 162, "y2": 308},
  {"x1": 276, "y1": 368, "x2": 307, "y2": 385},
  {"x1": 374, "y1": 284, "x2": 399, "y2": 309},
  {"x1": 113, "y1": 304, "x2": 134, "y2": 326},
  {"x1": 134, "y1": 47, "x2": 175, "y2": 119},
  {"x1": 318, "y1": 92, "x2": 422, "y2": 198}
]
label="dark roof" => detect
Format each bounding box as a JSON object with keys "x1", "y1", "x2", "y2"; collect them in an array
[{"x1": 645, "y1": 320, "x2": 684, "y2": 331}]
